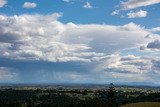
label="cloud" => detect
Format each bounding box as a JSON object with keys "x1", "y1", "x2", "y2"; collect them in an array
[
  {"x1": 127, "y1": 10, "x2": 147, "y2": 18},
  {"x1": 120, "y1": 0, "x2": 160, "y2": 10},
  {"x1": 0, "y1": 13, "x2": 153, "y2": 63},
  {"x1": 139, "y1": 33, "x2": 160, "y2": 50},
  {"x1": 63, "y1": 0, "x2": 73, "y2": 2},
  {"x1": 94, "y1": 53, "x2": 160, "y2": 83},
  {"x1": 1, "y1": 13, "x2": 160, "y2": 83},
  {"x1": 23, "y1": 2, "x2": 37, "y2": 9},
  {"x1": 147, "y1": 39, "x2": 160, "y2": 49},
  {"x1": 150, "y1": 27, "x2": 160, "y2": 33},
  {"x1": 100, "y1": 54, "x2": 152, "y2": 73},
  {"x1": 0, "y1": 67, "x2": 17, "y2": 81},
  {"x1": 152, "y1": 60, "x2": 160, "y2": 74},
  {"x1": 111, "y1": 10, "x2": 119, "y2": 16},
  {"x1": 112, "y1": 0, "x2": 156, "y2": 18},
  {"x1": 0, "y1": 0, "x2": 7, "y2": 7},
  {"x1": 0, "y1": 13, "x2": 106, "y2": 62},
  {"x1": 83, "y1": 2, "x2": 93, "y2": 9},
  {"x1": 140, "y1": 46, "x2": 146, "y2": 50}
]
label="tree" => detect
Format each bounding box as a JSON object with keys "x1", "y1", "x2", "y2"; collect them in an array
[{"x1": 107, "y1": 83, "x2": 116, "y2": 107}]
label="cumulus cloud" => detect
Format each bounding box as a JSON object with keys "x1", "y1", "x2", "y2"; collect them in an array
[
  {"x1": 127, "y1": 10, "x2": 147, "y2": 18},
  {"x1": 1, "y1": 13, "x2": 159, "y2": 83},
  {"x1": 0, "y1": 13, "x2": 106, "y2": 62},
  {"x1": 83, "y1": 2, "x2": 93, "y2": 9},
  {"x1": 0, "y1": 0, "x2": 7, "y2": 7},
  {"x1": 0, "y1": 13, "x2": 154, "y2": 63},
  {"x1": 23, "y1": 2, "x2": 37, "y2": 9},
  {"x1": 120, "y1": 0, "x2": 160, "y2": 10}
]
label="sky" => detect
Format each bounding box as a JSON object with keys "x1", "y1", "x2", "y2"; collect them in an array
[{"x1": 0, "y1": 0, "x2": 160, "y2": 85}]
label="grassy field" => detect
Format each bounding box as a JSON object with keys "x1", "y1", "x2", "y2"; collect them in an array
[{"x1": 121, "y1": 102, "x2": 160, "y2": 107}]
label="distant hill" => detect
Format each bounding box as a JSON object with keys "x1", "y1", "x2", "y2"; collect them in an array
[
  {"x1": 121, "y1": 102, "x2": 160, "y2": 107},
  {"x1": 115, "y1": 82, "x2": 159, "y2": 87}
]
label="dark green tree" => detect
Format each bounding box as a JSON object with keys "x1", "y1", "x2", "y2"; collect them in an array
[{"x1": 107, "y1": 83, "x2": 116, "y2": 107}]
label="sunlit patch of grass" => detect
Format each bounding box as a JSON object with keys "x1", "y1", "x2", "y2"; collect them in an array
[{"x1": 121, "y1": 102, "x2": 160, "y2": 107}]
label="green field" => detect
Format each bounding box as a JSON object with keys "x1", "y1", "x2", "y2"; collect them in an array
[{"x1": 121, "y1": 102, "x2": 160, "y2": 107}]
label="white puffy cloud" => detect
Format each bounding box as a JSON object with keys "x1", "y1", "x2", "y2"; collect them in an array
[
  {"x1": 0, "y1": 13, "x2": 156, "y2": 63},
  {"x1": 150, "y1": 27, "x2": 160, "y2": 33},
  {"x1": 23, "y1": 2, "x2": 37, "y2": 9},
  {"x1": 0, "y1": 0, "x2": 7, "y2": 7},
  {"x1": 83, "y1": 2, "x2": 93, "y2": 9},
  {"x1": 0, "y1": 12, "x2": 160, "y2": 83},
  {"x1": 0, "y1": 13, "x2": 105, "y2": 62},
  {"x1": 127, "y1": 10, "x2": 147, "y2": 18},
  {"x1": 120, "y1": 0, "x2": 160, "y2": 10}
]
